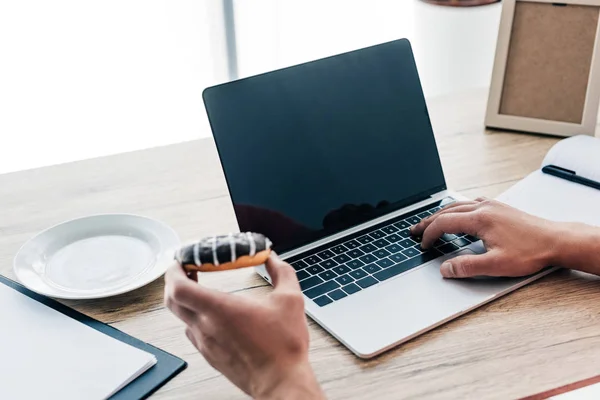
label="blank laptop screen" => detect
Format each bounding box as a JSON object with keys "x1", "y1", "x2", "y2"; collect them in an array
[{"x1": 203, "y1": 39, "x2": 446, "y2": 253}]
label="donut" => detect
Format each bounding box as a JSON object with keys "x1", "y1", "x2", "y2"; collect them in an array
[{"x1": 175, "y1": 232, "x2": 272, "y2": 272}]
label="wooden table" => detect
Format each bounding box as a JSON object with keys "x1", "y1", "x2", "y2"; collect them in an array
[{"x1": 2, "y1": 88, "x2": 600, "y2": 399}]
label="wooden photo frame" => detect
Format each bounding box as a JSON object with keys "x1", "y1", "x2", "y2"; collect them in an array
[{"x1": 485, "y1": 0, "x2": 600, "y2": 137}]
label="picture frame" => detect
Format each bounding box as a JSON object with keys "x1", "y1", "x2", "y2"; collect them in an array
[{"x1": 485, "y1": 0, "x2": 600, "y2": 137}]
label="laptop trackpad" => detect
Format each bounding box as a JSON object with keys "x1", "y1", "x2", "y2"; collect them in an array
[{"x1": 322, "y1": 245, "x2": 533, "y2": 357}]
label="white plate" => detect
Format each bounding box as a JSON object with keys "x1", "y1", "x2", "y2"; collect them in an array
[{"x1": 14, "y1": 214, "x2": 180, "y2": 300}]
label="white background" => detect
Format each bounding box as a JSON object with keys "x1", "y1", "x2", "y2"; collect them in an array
[{"x1": 0, "y1": 0, "x2": 501, "y2": 175}]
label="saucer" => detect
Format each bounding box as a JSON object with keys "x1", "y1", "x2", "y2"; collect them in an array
[{"x1": 14, "y1": 214, "x2": 180, "y2": 299}]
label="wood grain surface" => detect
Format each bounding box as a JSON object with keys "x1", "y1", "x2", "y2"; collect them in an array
[{"x1": 2, "y1": 88, "x2": 600, "y2": 399}]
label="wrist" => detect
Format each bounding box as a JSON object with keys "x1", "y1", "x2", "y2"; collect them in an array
[
  {"x1": 549, "y1": 222, "x2": 600, "y2": 273},
  {"x1": 254, "y1": 361, "x2": 324, "y2": 400}
]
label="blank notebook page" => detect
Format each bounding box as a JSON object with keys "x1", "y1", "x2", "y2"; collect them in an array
[
  {"x1": 0, "y1": 283, "x2": 156, "y2": 400},
  {"x1": 497, "y1": 135, "x2": 600, "y2": 227}
]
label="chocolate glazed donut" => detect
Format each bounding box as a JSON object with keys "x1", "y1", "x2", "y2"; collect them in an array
[{"x1": 176, "y1": 232, "x2": 272, "y2": 272}]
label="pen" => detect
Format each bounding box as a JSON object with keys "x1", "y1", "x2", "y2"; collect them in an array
[{"x1": 542, "y1": 164, "x2": 600, "y2": 191}]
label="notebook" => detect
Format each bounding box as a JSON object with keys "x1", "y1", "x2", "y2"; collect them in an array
[
  {"x1": 0, "y1": 277, "x2": 161, "y2": 400},
  {"x1": 501, "y1": 136, "x2": 600, "y2": 399},
  {"x1": 497, "y1": 135, "x2": 600, "y2": 226}
]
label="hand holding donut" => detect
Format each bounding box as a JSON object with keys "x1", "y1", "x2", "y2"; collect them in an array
[{"x1": 165, "y1": 237, "x2": 325, "y2": 399}]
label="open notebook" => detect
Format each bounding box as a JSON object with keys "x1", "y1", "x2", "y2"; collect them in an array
[
  {"x1": 0, "y1": 282, "x2": 157, "y2": 400},
  {"x1": 497, "y1": 135, "x2": 600, "y2": 226}
]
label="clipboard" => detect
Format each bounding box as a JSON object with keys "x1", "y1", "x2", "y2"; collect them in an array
[{"x1": 0, "y1": 275, "x2": 187, "y2": 400}]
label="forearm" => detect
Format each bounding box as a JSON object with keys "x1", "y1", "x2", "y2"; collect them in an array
[{"x1": 550, "y1": 222, "x2": 600, "y2": 275}]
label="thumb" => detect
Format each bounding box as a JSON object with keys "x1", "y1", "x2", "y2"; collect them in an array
[
  {"x1": 440, "y1": 252, "x2": 499, "y2": 278},
  {"x1": 265, "y1": 252, "x2": 301, "y2": 292}
]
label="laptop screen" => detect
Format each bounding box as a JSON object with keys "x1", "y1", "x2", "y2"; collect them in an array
[{"x1": 203, "y1": 39, "x2": 446, "y2": 253}]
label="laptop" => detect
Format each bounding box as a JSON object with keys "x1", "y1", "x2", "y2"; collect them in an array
[{"x1": 202, "y1": 39, "x2": 554, "y2": 358}]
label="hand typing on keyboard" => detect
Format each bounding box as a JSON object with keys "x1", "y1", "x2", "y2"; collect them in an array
[{"x1": 411, "y1": 197, "x2": 600, "y2": 279}]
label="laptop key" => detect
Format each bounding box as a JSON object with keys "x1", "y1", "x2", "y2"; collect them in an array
[
  {"x1": 381, "y1": 225, "x2": 398, "y2": 234},
  {"x1": 438, "y1": 243, "x2": 459, "y2": 254},
  {"x1": 402, "y1": 248, "x2": 420, "y2": 258},
  {"x1": 465, "y1": 234, "x2": 480, "y2": 243},
  {"x1": 453, "y1": 237, "x2": 471, "y2": 248},
  {"x1": 291, "y1": 260, "x2": 308, "y2": 271},
  {"x1": 296, "y1": 270, "x2": 310, "y2": 281},
  {"x1": 344, "y1": 239, "x2": 361, "y2": 249},
  {"x1": 398, "y1": 229, "x2": 411, "y2": 239},
  {"x1": 335, "y1": 274, "x2": 354, "y2": 285},
  {"x1": 299, "y1": 276, "x2": 324, "y2": 291},
  {"x1": 359, "y1": 243, "x2": 377, "y2": 253},
  {"x1": 373, "y1": 249, "x2": 391, "y2": 259},
  {"x1": 373, "y1": 249, "x2": 443, "y2": 281},
  {"x1": 434, "y1": 239, "x2": 445, "y2": 247},
  {"x1": 346, "y1": 259, "x2": 365, "y2": 269},
  {"x1": 417, "y1": 211, "x2": 432, "y2": 219},
  {"x1": 357, "y1": 235, "x2": 374, "y2": 244},
  {"x1": 359, "y1": 254, "x2": 377, "y2": 264},
  {"x1": 331, "y1": 245, "x2": 348, "y2": 255},
  {"x1": 350, "y1": 269, "x2": 368, "y2": 280},
  {"x1": 304, "y1": 280, "x2": 340, "y2": 299},
  {"x1": 318, "y1": 270, "x2": 337, "y2": 281},
  {"x1": 333, "y1": 254, "x2": 351, "y2": 264},
  {"x1": 364, "y1": 263, "x2": 382, "y2": 274},
  {"x1": 328, "y1": 289, "x2": 347, "y2": 301},
  {"x1": 406, "y1": 216, "x2": 421, "y2": 225},
  {"x1": 373, "y1": 238, "x2": 391, "y2": 248},
  {"x1": 317, "y1": 249, "x2": 335, "y2": 260},
  {"x1": 333, "y1": 265, "x2": 351, "y2": 275},
  {"x1": 398, "y1": 238, "x2": 417, "y2": 248},
  {"x1": 319, "y1": 259, "x2": 338, "y2": 269},
  {"x1": 441, "y1": 233, "x2": 458, "y2": 242},
  {"x1": 386, "y1": 233, "x2": 402, "y2": 243},
  {"x1": 376, "y1": 258, "x2": 394, "y2": 269},
  {"x1": 389, "y1": 253, "x2": 408, "y2": 263},
  {"x1": 385, "y1": 243, "x2": 403, "y2": 254},
  {"x1": 412, "y1": 245, "x2": 425, "y2": 254},
  {"x1": 356, "y1": 276, "x2": 378, "y2": 289},
  {"x1": 393, "y1": 220, "x2": 411, "y2": 229},
  {"x1": 314, "y1": 295, "x2": 333, "y2": 307},
  {"x1": 304, "y1": 255, "x2": 321, "y2": 265},
  {"x1": 347, "y1": 249, "x2": 365, "y2": 258},
  {"x1": 369, "y1": 230, "x2": 385, "y2": 239},
  {"x1": 342, "y1": 283, "x2": 361, "y2": 295},
  {"x1": 307, "y1": 265, "x2": 325, "y2": 275}
]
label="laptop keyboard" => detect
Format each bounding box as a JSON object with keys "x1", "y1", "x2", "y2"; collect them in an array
[{"x1": 288, "y1": 197, "x2": 480, "y2": 307}]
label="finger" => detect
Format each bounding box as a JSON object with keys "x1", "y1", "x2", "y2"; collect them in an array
[
  {"x1": 421, "y1": 212, "x2": 480, "y2": 249},
  {"x1": 440, "y1": 252, "x2": 500, "y2": 278},
  {"x1": 434, "y1": 197, "x2": 486, "y2": 216},
  {"x1": 164, "y1": 261, "x2": 228, "y2": 313},
  {"x1": 185, "y1": 327, "x2": 201, "y2": 349},
  {"x1": 411, "y1": 203, "x2": 479, "y2": 236},
  {"x1": 265, "y1": 252, "x2": 301, "y2": 293},
  {"x1": 166, "y1": 299, "x2": 198, "y2": 326}
]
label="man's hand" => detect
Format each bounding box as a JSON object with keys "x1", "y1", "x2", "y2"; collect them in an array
[
  {"x1": 410, "y1": 198, "x2": 564, "y2": 278},
  {"x1": 164, "y1": 254, "x2": 324, "y2": 400}
]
